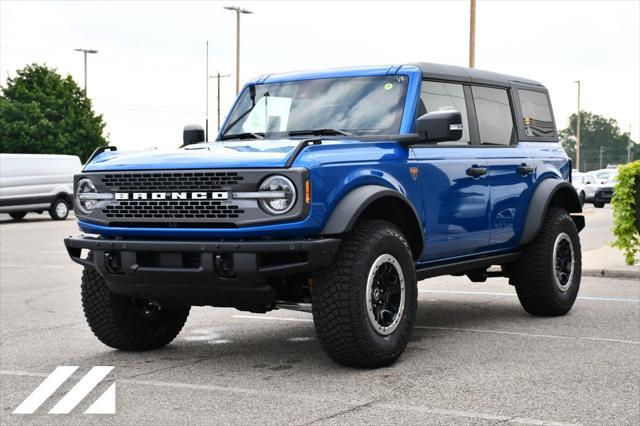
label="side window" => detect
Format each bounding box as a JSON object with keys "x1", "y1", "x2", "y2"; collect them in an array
[
  {"x1": 471, "y1": 86, "x2": 514, "y2": 145},
  {"x1": 419, "y1": 81, "x2": 470, "y2": 145},
  {"x1": 518, "y1": 89, "x2": 556, "y2": 138}
]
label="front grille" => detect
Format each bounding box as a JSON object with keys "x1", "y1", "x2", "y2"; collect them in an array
[
  {"x1": 104, "y1": 199, "x2": 245, "y2": 219},
  {"x1": 78, "y1": 168, "x2": 307, "y2": 227},
  {"x1": 101, "y1": 171, "x2": 244, "y2": 192}
]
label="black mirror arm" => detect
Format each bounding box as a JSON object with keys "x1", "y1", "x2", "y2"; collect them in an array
[{"x1": 395, "y1": 133, "x2": 427, "y2": 147}]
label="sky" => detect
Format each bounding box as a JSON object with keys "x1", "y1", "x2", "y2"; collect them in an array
[{"x1": 1, "y1": 0, "x2": 639, "y2": 151}]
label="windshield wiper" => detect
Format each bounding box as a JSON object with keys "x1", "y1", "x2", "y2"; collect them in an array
[
  {"x1": 288, "y1": 128, "x2": 355, "y2": 137},
  {"x1": 219, "y1": 132, "x2": 265, "y2": 141}
]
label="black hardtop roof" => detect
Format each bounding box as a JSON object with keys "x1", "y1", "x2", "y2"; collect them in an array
[{"x1": 411, "y1": 62, "x2": 544, "y2": 88}]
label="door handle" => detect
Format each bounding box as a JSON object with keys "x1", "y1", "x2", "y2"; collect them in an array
[
  {"x1": 517, "y1": 164, "x2": 535, "y2": 175},
  {"x1": 466, "y1": 166, "x2": 487, "y2": 178}
]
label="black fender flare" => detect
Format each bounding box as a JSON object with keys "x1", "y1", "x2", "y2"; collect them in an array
[
  {"x1": 319, "y1": 185, "x2": 424, "y2": 257},
  {"x1": 520, "y1": 179, "x2": 585, "y2": 245}
]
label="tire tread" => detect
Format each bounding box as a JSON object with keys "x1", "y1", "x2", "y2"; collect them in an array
[{"x1": 81, "y1": 266, "x2": 189, "y2": 350}]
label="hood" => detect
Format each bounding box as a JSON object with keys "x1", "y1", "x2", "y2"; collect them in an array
[{"x1": 83, "y1": 140, "x2": 304, "y2": 171}]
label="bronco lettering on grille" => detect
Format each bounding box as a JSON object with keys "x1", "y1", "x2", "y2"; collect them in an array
[{"x1": 114, "y1": 192, "x2": 229, "y2": 200}]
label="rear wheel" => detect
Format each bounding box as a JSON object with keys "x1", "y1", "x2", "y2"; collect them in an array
[
  {"x1": 593, "y1": 201, "x2": 605, "y2": 208},
  {"x1": 81, "y1": 264, "x2": 190, "y2": 350},
  {"x1": 49, "y1": 198, "x2": 69, "y2": 220},
  {"x1": 511, "y1": 208, "x2": 581, "y2": 316},
  {"x1": 312, "y1": 219, "x2": 417, "y2": 368},
  {"x1": 579, "y1": 191, "x2": 585, "y2": 206},
  {"x1": 9, "y1": 212, "x2": 26, "y2": 221}
]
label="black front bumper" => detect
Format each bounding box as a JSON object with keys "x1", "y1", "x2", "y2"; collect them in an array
[
  {"x1": 595, "y1": 188, "x2": 614, "y2": 203},
  {"x1": 64, "y1": 235, "x2": 340, "y2": 309}
]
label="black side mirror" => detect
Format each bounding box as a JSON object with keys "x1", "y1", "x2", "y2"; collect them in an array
[
  {"x1": 183, "y1": 124, "x2": 205, "y2": 146},
  {"x1": 415, "y1": 110, "x2": 463, "y2": 143}
]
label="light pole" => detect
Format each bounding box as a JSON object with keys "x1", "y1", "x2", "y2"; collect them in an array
[
  {"x1": 469, "y1": 0, "x2": 476, "y2": 68},
  {"x1": 574, "y1": 80, "x2": 581, "y2": 171},
  {"x1": 74, "y1": 48, "x2": 98, "y2": 94},
  {"x1": 206, "y1": 41, "x2": 209, "y2": 141},
  {"x1": 224, "y1": 5, "x2": 253, "y2": 94},
  {"x1": 209, "y1": 73, "x2": 231, "y2": 132},
  {"x1": 627, "y1": 124, "x2": 633, "y2": 163}
]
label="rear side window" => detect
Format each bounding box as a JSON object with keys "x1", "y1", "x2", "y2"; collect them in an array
[
  {"x1": 471, "y1": 86, "x2": 514, "y2": 146},
  {"x1": 518, "y1": 90, "x2": 555, "y2": 138},
  {"x1": 419, "y1": 81, "x2": 470, "y2": 145}
]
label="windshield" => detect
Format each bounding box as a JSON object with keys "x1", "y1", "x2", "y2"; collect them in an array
[{"x1": 219, "y1": 75, "x2": 408, "y2": 140}]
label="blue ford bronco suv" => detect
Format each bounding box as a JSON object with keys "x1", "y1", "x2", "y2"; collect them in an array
[{"x1": 65, "y1": 63, "x2": 584, "y2": 368}]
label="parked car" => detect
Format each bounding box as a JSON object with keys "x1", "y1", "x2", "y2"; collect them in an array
[
  {"x1": 587, "y1": 169, "x2": 619, "y2": 207},
  {"x1": 571, "y1": 172, "x2": 598, "y2": 205},
  {"x1": 593, "y1": 173, "x2": 618, "y2": 208},
  {"x1": 594, "y1": 169, "x2": 618, "y2": 185},
  {"x1": 0, "y1": 153, "x2": 81, "y2": 220},
  {"x1": 64, "y1": 63, "x2": 584, "y2": 368}
]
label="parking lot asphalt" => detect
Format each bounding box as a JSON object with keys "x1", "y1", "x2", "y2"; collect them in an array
[{"x1": 1, "y1": 214, "x2": 639, "y2": 425}]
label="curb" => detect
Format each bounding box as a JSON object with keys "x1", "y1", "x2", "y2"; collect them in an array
[{"x1": 583, "y1": 269, "x2": 640, "y2": 280}]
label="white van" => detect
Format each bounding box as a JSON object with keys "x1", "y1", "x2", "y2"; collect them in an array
[{"x1": 0, "y1": 154, "x2": 82, "y2": 221}]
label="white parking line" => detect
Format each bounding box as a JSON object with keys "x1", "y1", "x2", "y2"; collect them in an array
[
  {"x1": 1, "y1": 250, "x2": 67, "y2": 254},
  {"x1": 0, "y1": 369, "x2": 576, "y2": 425},
  {"x1": 233, "y1": 314, "x2": 312, "y2": 322},
  {"x1": 1, "y1": 264, "x2": 68, "y2": 269},
  {"x1": 233, "y1": 314, "x2": 640, "y2": 345},
  {"x1": 415, "y1": 325, "x2": 640, "y2": 345},
  {"x1": 418, "y1": 289, "x2": 640, "y2": 303}
]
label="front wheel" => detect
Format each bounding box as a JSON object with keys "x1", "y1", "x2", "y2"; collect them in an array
[
  {"x1": 312, "y1": 219, "x2": 417, "y2": 368},
  {"x1": 593, "y1": 201, "x2": 605, "y2": 208},
  {"x1": 81, "y1": 265, "x2": 190, "y2": 350},
  {"x1": 579, "y1": 191, "x2": 585, "y2": 206},
  {"x1": 511, "y1": 208, "x2": 581, "y2": 316},
  {"x1": 49, "y1": 198, "x2": 69, "y2": 220}
]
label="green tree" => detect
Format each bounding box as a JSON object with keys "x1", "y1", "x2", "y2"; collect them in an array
[
  {"x1": 559, "y1": 111, "x2": 639, "y2": 172},
  {"x1": 0, "y1": 63, "x2": 107, "y2": 161}
]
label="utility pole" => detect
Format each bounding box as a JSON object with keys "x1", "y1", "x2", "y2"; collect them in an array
[
  {"x1": 73, "y1": 48, "x2": 98, "y2": 94},
  {"x1": 209, "y1": 72, "x2": 231, "y2": 132},
  {"x1": 574, "y1": 80, "x2": 581, "y2": 171},
  {"x1": 224, "y1": 6, "x2": 253, "y2": 94},
  {"x1": 599, "y1": 145, "x2": 604, "y2": 170},
  {"x1": 628, "y1": 124, "x2": 633, "y2": 163},
  {"x1": 206, "y1": 41, "x2": 209, "y2": 141},
  {"x1": 469, "y1": 0, "x2": 476, "y2": 68}
]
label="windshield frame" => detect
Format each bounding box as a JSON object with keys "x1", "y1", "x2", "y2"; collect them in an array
[{"x1": 215, "y1": 67, "x2": 422, "y2": 142}]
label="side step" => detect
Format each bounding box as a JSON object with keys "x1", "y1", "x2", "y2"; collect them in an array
[{"x1": 416, "y1": 252, "x2": 521, "y2": 281}]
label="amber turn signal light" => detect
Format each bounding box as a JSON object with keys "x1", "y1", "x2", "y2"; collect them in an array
[{"x1": 305, "y1": 180, "x2": 311, "y2": 204}]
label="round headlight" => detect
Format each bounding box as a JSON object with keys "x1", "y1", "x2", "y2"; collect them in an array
[
  {"x1": 258, "y1": 175, "x2": 296, "y2": 215},
  {"x1": 76, "y1": 178, "x2": 98, "y2": 214}
]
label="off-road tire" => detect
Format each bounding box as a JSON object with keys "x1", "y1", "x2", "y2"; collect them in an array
[
  {"x1": 9, "y1": 212, "x2": 26, "y2": 221},
  {"x1": 49, "y1": 198, "x2": 69, "y2": 220},
  {"x1": 593, "y1": 201, "x2": 605, "y2": 208},
  {"x1": 511, "y1": 208, "x2": 581, "y2": 316},
  {"x1": 81, "y1": 265, "x2": 190, "y2": 350},
  {"x1": 312, "y1": 219, "x2": 417, "y2": 368}
]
